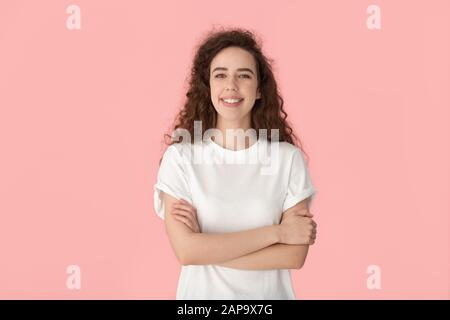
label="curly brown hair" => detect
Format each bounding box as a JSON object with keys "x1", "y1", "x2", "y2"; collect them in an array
[{"x1": 159, "y1": 26, "x2": 309, "y2": 165}]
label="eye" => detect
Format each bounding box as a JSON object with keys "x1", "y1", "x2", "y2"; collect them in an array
[{"x1": 214, "y1": 73, "x2": 251, "y2": 79}]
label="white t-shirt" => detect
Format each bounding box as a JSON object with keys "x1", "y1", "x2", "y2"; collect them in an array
[{"x1": 153, "y1": 135, "x2": 317, "y2": 300}]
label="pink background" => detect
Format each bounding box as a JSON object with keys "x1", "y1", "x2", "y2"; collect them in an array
[{"x1": 0, "y1": 0, "x2": 448, "y2": 299}]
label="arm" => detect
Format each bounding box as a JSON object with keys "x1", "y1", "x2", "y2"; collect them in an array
[
  {"x1": 216, "y1": 197, "x2": 314, "y2": 270},
  {"x1": 217, "y1": 243, "x2": 309, "y2": 270},
  {"x1": 162, "y1": 192, "x2": 281, "y2": 265}
]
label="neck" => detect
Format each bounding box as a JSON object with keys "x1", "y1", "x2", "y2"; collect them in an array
[{"x1": 214, "y1": 116, "x2": 256, "y2": 150}]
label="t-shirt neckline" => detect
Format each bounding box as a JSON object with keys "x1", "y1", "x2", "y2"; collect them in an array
[{"x1": 207, "y1": 135, "x2": 260, "y2": 154}]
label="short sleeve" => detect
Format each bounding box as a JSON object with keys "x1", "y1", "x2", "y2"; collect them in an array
[
  {"x1": 153, "y1": 145, "x2": 192, "y2": 220},
  {"x1": 282, "y1": 148, "x2": 317, "y2": 212}
]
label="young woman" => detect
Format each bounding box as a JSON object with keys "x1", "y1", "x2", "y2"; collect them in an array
[{"x1": 154, "y1": 28, "x2": 318, "y2": 300}]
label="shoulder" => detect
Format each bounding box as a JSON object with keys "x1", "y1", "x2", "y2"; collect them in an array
[
  {"x1": 274, "y1": 141, "x2": 308, "y2": 170},
  {"x1": 162, "y1": 142, "x2": 193, "y2": 163},
  {"x1": 273, "y1": 141, "x2": 304, "y2": 159},
  {"x1": 278, "y1": 141, "x2": 299, "y2": 153}
]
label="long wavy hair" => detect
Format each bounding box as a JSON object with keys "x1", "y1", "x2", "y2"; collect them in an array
[{"x1": 159, "y1": 27, "x2": 309, "y2": 165}]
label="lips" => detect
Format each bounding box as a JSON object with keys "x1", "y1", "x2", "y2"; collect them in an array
[
  {"x1": 220, "y1": 96, "x2": 243, "y2": 100},
  {"x1": 221, "y1": 97, "x2": 244, "y2": 107}
]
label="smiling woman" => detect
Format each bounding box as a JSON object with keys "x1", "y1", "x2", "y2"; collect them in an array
[
  {"x1": 209, "y1": 46, "x2": 262, "y2": 142},
  {"x1": 154, "y1": 27, "x2": 318, "y2": 300}
]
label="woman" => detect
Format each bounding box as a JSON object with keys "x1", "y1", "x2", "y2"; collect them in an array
[{"x1": 154, "y1": 27, "x2": 318, "y2": 300}]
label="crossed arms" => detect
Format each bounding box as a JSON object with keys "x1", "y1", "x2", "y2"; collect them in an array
[{"x1": 161, "y1": 192, "x2": 315, "y2": 270}]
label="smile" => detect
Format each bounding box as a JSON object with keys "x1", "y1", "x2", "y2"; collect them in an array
[{"x1": 221, "y1": 98, "x2": 244, "y2": 107}]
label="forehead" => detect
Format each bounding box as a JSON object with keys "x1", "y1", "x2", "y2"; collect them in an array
[{"x1": 210, "y1": 46, "x2": 256, "y2": 71}]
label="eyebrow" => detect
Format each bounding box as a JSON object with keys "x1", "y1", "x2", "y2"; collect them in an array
[{"x1": 211, "y1": 67, "x2": 255, "y2": 75}]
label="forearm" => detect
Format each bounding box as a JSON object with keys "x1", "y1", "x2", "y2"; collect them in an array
[
  {"x1": 182, "y1": 225, "x2": 280, "y2": 265},
  {"x1": 216, "y1": 243, "x2": 310, "y2": 270}
]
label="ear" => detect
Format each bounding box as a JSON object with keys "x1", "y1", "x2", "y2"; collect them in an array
[{"x1": 256, "y1": 87, "x2": 262, "y2": 100}]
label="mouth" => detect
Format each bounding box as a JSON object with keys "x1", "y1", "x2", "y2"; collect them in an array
[{"x1": 220, "y1": 98, "x2": 244, "y2": 108}]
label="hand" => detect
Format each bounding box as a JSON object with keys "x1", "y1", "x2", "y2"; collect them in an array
[
  {"x1": 278, "y1": 209, "x2": 317, "y2": 245},
  {"x1": 281, "y1": 206, "x2": 314, "y2": 219},
  {"x1": 171, "y1": 198, "x2": 201, "y2": 233}
]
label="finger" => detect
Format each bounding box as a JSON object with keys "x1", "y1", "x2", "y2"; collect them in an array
[
  {"x1": 174, "y1": 203, "x2": 197, "y2": 217},
  {"x1": 173, "y1": 205, "x2": 197, "y2": 219},
  {"x1": 172, "y1": 209, "x2": 200, "y2": 230},
  {"x1": 173, "y1": 213, "x2": 194, "y2": 230},
  {"x1": 176, "y1": 217, "x2": 193, "y2": 231},
  {"x1": 295, "y1": 209, "x2": 313, "y2": 217},
  {"x1": 174, "y1": 203, "x2": 196, "y2": 213},
  {"x1": 172, "y1": 209, "x2": 194, "y2": 220},
  {"x1": 305, "y1": 212, "x2": 314, "y2": 217},
  {"x1": 173, "y1": 213, "x2": 190, "y2": 226},
  {"x1": 179, "y1": 198, "x2": 193, "y2": 207}
]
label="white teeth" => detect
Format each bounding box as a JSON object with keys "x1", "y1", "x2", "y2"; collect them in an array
[{"x1": 223, "y1": 98, "x2": 242, "y2": 103}]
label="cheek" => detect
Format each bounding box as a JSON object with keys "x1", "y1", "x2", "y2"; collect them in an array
[
  {"x1": 209, "y1": 86, "x2": 221, "y2": 107},
  {"x1": 212, "y1": 91, "x2": 220, "y2": 104},
  {"x1": 210, "y1": 82, "x2": 221, "y2": 98},
  {"x1": 243, "y1": 82, "x2": 258, "y2": 94}
]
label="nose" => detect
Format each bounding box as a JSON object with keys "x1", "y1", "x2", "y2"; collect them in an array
[{"x1": 225, "y1": 77, "x2": 238, "y2": 91}]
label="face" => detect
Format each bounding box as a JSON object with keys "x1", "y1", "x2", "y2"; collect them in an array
[{"x1": 209, "y1": 46, "x2": 261, "y2": 127}]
